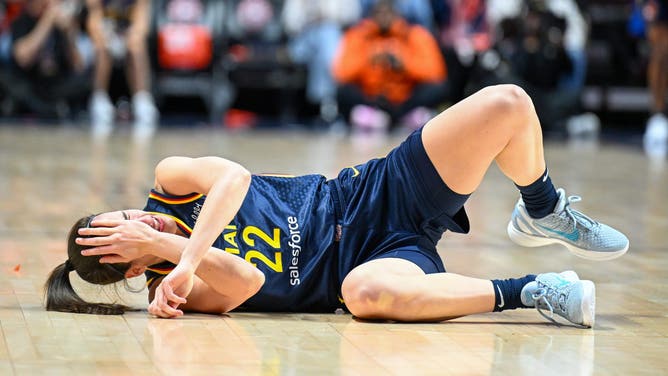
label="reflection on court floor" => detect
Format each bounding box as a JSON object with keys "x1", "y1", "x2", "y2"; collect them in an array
[{"x1": 0, "y1": 125, "x2": 666, "y2": 374}]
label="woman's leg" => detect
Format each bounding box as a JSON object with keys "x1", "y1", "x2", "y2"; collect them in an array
[
  {"x1": 421, "y1": 84, "x2": 544, "y2": 194},
  {"x1": 341, "y1": 258, "x2": 593, "y2": 326},
  {"x1": 422, "y1": 84, "x2": 628, "y2": 260},
  {"x1": 342, "y1": 258, "x2": 495, "y2": 322}
]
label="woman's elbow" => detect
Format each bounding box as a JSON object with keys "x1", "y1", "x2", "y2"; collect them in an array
[
  {"x1": 247, "y1": 268, "x2": 265, "y2": 297},
  {"x1": 220, "y1": 270, "x2": 264, "y2": 314},
  {"x1": 231, "y1": 165, "x2": 252, "y2": 192}
]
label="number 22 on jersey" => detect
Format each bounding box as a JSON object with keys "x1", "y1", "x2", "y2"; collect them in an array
[{"x1": 223, "y1": 225, "x2": 283, "y2": 272}]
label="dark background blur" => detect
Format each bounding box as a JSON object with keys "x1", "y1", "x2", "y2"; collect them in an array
[{"x1": 0, "y1": 0, "x2": 660, "y2": 141}]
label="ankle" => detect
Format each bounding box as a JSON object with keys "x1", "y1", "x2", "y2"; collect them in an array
[
  {"x1": 492, "y1": 274, "x2": 537, "y2": 312},
  {"x1": 516, "y1": 168, "x2": 558, "y2": 218}
]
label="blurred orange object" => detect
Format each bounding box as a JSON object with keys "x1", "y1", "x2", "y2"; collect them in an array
[
  {"x1": 13, "y1": 264, "x2": 21, "y2": 273},
  {"x1": 158, "y1": 25, "x2": 213, "y2": 70},
  {"x1": 224, "y1": 109, "x2": 257, "y2": 130}
]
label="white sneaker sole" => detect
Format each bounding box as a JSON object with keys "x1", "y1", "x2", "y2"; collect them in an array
[
  {"x1": 507, "y1": 221, "x2": 628, "y2": 261},
  {"x1": 579, "y1": 280, "x2": 596, "y2": 328}
]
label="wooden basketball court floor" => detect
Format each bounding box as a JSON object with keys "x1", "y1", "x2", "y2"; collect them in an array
[{"x1": 0, "y1": 124, "x2": 666, "y2": 375}]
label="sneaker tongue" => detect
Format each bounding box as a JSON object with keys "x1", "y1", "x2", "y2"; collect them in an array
[
  {"x1": 520, "y1": 281, "x2": 538, "y2": 307},
  {"x1": 553, "y1": 189, "x2": 568, "y2": 213}
]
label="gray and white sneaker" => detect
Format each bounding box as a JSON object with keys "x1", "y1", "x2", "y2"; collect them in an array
[
  {"x1": 521, "y1": 270, "x2": 579, "y2": 305},
  {"x1": 507, "y1": 188, "x2": 629, "y2": 261},
  {"x1": 521, "y1": 271, "x2": 595, "y2": 328}
]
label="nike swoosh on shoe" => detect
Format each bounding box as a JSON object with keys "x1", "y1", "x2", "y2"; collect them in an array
[{"x1": 536, "y1": 224, "x2": 580, "y2": 242}]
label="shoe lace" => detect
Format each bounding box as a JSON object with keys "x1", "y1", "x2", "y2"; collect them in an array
[
  {"x1": 532, "y1": 285, "x2": 589, "y2": 328},
  {"x1": 532, "y1": 287, "x2": 567, "y2": 325},
  {"x1": 563, "y1": 195, "x2": 598, "y2": 231}
]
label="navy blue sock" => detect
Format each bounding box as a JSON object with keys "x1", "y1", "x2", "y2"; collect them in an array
[
  {"x1": 491, "y1": 275, "x2": 536, "y2": 312},
  {"x1": 515, "y1": 168, "x2": 558, "y2": 219}
]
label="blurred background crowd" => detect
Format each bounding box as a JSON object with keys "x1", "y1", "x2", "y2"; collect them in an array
[{"x1": 0, "y1": 0, "x2": 666, "y2": 150}]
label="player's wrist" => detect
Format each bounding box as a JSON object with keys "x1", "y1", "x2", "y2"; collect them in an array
[{"x1": 177, "y1": 256, "x2": 199, "y2": 273}]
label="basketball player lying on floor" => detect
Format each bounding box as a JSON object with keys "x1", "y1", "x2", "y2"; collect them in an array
[{"x1": 45, "y1": 85, "x2": 629, "y2": 328}]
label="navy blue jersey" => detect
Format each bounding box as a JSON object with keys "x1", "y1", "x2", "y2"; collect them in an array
[
  {"x1": 143, "y1": 174, "x2": 345, "y2": 312},
  {"x1": 143, "y1": 129, "x2": 470, "y2": 314}
]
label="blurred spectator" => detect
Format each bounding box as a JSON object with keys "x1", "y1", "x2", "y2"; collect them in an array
[
  {"x1": 642, "y1": 0, "x2": 668, "y2": 155},
  {"x1": 431, "y1": 0, "x2": 492, "y2": 102},
  {"x1": 281, "y1": 0, "x2": 361, "y2": 122},
  {"x1": 361, "y1": 0, "x2": 434, "y2": 29},
  {"x1": 0, "y1": 0, "x2": 89, "y2": 119},
  {"x1": 480, "y1": 0, "x2": 577, "y2": 136},
  {"x1": 486, "y1": 0, "x2": 593, "y2": 138},
  {"x1": 546, "y1": 0, "x2": 588, "y2": 91},
  {"x1": 1, "y1": 1, "x2": 25, "y2": 65},
  {"x1": 332, "y1": 0, "x2": 447, "y2": 131},
  {"x1": 85, "y1": 0, "x2": 157, "y2": 139},
  {"x1": 544, "y1": 0, "x2": 597, "y2": 138},
  {"x1": 225, "y1": 0, "x2": 303, "y2": 123}
]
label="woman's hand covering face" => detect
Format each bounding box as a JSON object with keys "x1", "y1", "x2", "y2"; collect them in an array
[{"x1": 77, "y1": 218, "x2": 158, "y2": 264}]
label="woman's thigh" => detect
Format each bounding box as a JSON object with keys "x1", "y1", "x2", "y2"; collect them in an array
[{"x1": 421, "y1": 84, "x2": 541, "y2": 193}]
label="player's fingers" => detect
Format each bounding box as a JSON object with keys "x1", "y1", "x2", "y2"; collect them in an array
[
  {"x1": 78, "y1": 226, "x2": 117, "y2": 237},
  {"x1": 149, "y1": 301, "x2": 179, "y2": 318},
  {"x1": 165, "y1": 289, "x2": 187, "y2": 305},
  {"x1": 79, "y1": 244, "x2": 117, "y2": 255},
  {"x1": 164, "y1": 280, "x2": 188, "y2": 304},
  {"x1": 98, "y1": 255, "x2": 127, "y2": 264},
  {"x1": 77, "y1": 227, "x2": 116, "y2": 239},
  {"x1": 149, "y1": 297, "x2": 183, "y2": 318},
  {"x1": 153, "y1": 285, "x2": 168, "y2": 309},
  {"x1": 76, "y1": 236, "x2": 116, "y2": 247},
  {"x1": 89, "y1": 219, "x2": 124, "y2": 227},
  {"x1": 159, "y1": 283, "x2": 186, "y2": 310},
  {"x1": 161, "y1": 304, "x2": 184, "y2": 317}
]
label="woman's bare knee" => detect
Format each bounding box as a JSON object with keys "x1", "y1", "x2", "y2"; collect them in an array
[
  {"x1": 342, "y1": 274, "x2": 398, "y2": 319},
  {"x1": 479, "y1": 85, "x2": 534, "y2": 124},
  {"x1": 343, "y1": 280, "x2": 456, "y2": 321}
]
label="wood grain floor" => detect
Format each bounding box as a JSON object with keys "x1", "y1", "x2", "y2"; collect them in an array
[{"x1": 0, "y1": 124, "x2": 666, "y2": 375}]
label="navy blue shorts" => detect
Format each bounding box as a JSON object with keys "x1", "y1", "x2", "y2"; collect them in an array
[{"x1": 330, "y1": 128, "x2": 470, "y2": 279}]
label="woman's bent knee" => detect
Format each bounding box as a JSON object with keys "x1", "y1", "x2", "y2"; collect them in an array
[
  {"x1": 477, "y1": 85, "x2": 537, "y2": 136},
  {"x1": 342, "y1": 277, "x2": 407, "y2": 319},
  {"x1": 480, "y1": 84, "x2": 533, "y2": 117}
]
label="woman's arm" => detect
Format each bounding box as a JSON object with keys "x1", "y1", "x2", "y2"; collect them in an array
[
  {"x1": 149, "y1": 276, "x2": 243, "y2": 316},
  {"x1": 78, "y1": 219, "x2": 265, "y2": 317},
  {"x1": 154, "y1": 156, "x2": 252, "y2": 272},
  {"x1": 150, "y1": 156, "x2": 252, "y2": 315},
  {"x1": 150, "y1": 232, "x2": 264, "y2": 315}
]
